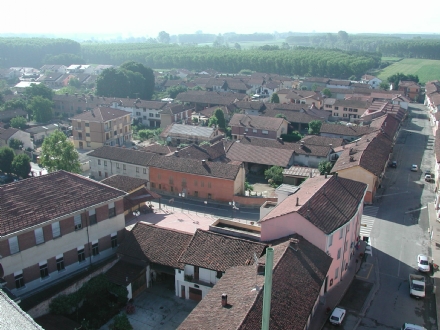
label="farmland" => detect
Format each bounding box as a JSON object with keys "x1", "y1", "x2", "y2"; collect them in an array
[{"x1": 376, "y1": 58, "x2": 440, "y2": 84}]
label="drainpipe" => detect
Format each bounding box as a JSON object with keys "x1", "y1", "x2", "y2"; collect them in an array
[{"x1": 261, "y1": 247, "x2": 274, "y2": 330}]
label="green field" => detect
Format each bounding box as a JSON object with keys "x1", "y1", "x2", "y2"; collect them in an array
[{"x1": 377, "y1": 58, "x2": 440, "y2": 84}]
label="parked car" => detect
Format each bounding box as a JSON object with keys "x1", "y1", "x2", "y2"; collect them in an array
[
  {"x1": 401, "y1": 323, "x2": 427, "y2": 330},
  {"x1": 417, "y1": 254, "x2": 430, "y2": 272},
  {"x1": 329, "y1": 307, "x2": 346, "y2": 325},
  {"x1": 411, "y1": 164, "x2": 418, "y2": 172},
  {"x1": 425, "y1": 170, "x2": 434, "y2": 182},
  {"x1": 390, "y1": 160, "x2": 397, "y2": 168}
]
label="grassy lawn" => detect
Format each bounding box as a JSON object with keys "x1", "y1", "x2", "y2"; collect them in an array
[
  {"x1": 381, "y1": 57, "x2": 403, "y2": 62},
  {"x1": 377, "y1": 58, "x2": 440, "y2": 84}
]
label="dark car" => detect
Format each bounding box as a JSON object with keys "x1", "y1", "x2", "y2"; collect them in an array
[{"x1": 390, "y1": 161, "x2": 397, "y2": 168}]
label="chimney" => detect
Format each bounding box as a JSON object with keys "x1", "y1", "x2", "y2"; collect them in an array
[
  {"x1": 202, "y1": 159, "x2": 206, "y2": 165},
  {"x1": 289, "y1": 238, "x2": 299, "y2": 251},
  {"x1": 335, "y1": 172, "x2": 338, "y2": 179},
  {"x1": 296, "y1": 197, "x2": 299, "y2": 206},
  {"x1": 325, "y1": 173, "x2": 327, "y2": 179},
  {"x1": 174, "y1": 151, "x2": 179, "y2": 156},
  {"x1": 221, "y1": 293, "x2": 228, "y2": 307}
]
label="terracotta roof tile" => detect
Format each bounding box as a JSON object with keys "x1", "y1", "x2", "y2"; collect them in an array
[
  {"x1": 140, "y1": 144, "x2": 177, "y2": 155},
  {"x1": 0, "y1": 171, "x2": 126, "y2": 236},
  {"x1": 70, "y1": 106, "x2": 130, "y2": 122},
  {"x1": 229, "y1": 114, "x2": 286, "y2": 131},
  {"x1": 88, "y1": 146, "x2": 156, "y2": 166},
  {"x1": 117, "y1": 222, "x2": 192, "y2": 269},
  {"x1": 101, "y1": 175, "x2": 148, "y2": 193},
  {"x1": 178, "y1": 229, "x2": 267, "y2": 272},
  {"x1": 105, "y1": 260, "x2": 145, "y2": 286},
  {"x1": 320, "y1": 123, "x2": 377, "y2": 137}
]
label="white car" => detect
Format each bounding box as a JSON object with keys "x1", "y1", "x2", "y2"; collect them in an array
[
  {"x1": 329, "y1": 307, "x2": 346, "y2": 325},
  {"x1": 417, "y1": 254, "x2": 430, "y2": 272},
  {"x1": 411, "y1": 164, "x2": 418, "y2": 172}
]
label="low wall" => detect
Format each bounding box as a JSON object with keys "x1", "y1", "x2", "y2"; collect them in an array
[
  {"x1": 26, "y1": 259, "x2": 118, "y2": 318},
  {"x1": 234, "y1": 196, "x2": 278, "y2": 207}
]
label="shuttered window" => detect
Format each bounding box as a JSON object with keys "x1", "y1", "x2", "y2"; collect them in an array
[
  {"x1": 35, "y1": 228, "x2": 44, "y2": 245},
  {"x1": 52, "y1": 222, "x2": 61, "y2": 238},
  {"x1": 8, "y1": 236, "x2": 19, "y2": 254},
  {"x1": 74, "y1": 214, "x2": 82, "y2": 230}
]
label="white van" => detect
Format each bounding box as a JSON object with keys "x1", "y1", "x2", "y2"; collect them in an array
[{"x1": 401, "y1": 323, "x2": 427, "y2": 330}]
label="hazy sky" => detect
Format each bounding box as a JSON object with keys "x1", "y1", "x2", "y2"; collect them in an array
[{"x1": 2, "y1": 0, "x2": 440, "y2": 37}]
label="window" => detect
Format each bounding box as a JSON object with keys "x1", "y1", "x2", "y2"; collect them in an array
[
  {"x1": 14, "y1": 271, "x2": 24, "y2": 289},
  {"x1": 245, "y1": 128, "x2": 248, "y2": 132},
  {"x1": 92, "y1": 241, "x2": 99, "y2": 256},
  {"x1": 111, "y1": 233, "x2": 118, "y2": 248},
  {"x1": 339, "y1": 228, "x2": 343, "y2": 239},
  {"x1": 334, "y1": 106, "x2": 339, "y2": 110},
  {"x1": 337, "y1": 248, "x2": 341, "y2": 260},
  {"x1": 114, "y1": 131, "x2": 117, "y2": 136},
  {"x1": 89, "y1": 209, "x2": 97, "y2": 225},
  {"x1": 333, "y1": 113, "x2": 339, "y2": 116},
  {"x1": 149, "y1": 113, "x2": 154, "y2": 117},
  {"x1": 35, "y1": 228, "x2": 44, "y2": 245},
  {"x1": 156, "y1": 114, "x2": 160, "y2": 118},
  {"x1": 136, "y1": 167, "x2": 139, "y2": 173},
  {"x1": 343, "y1": 107, "x2": 348, "y2": 111},
  {"x1": 151, "y1": 182, "x2": 156, "y2": 188},
  {"x1": 343, "y1": 114, "x2": 347, "y2": 117},
  {"x1": 123, "y1": 164, "x2": 126, "y2": 171},
  {"x1": 216, "y1": 271, "x2": 223, "y2": 279},
  {"x1": 8, "y1": 236, "x2": 19, "y2": 255},
  {"x1": 170, "y1": 186, "x2": 174, "y2": 192},
  {"x1": 116, "y1": 163, "x2": 120, "y2": 169},
  {"x1": 98, "y1": 171, "x2": 102, "y2": 177},
  {"x1": 328, "y1": 234, "x2": 333, "y2": 247},
  {"x1": 253, "y1": 129, "x2": 257, "y2": 133},
  {"x1": 77, "y1": 123, "x2": 81, "y2": 129},
  {"x1": 104, "y1": 161, "x2": 107, "y2": 167},
  {"x1": 78, "y1": 133, "x2": 82, "y2": 139},
  {"x1": 354, "y1": 109, "x2": 358, "y2": 113},
  {"x1": 194, "y1": 266, "x2": 199, "y2": 280},
  {"x1": 86, "y1": 133, "x2": 90, "y2": 137},
  {"x1": 52, "y1": 222, "x2": 61, "y2": 238},
  {"x1": 143, "y1": 168, "x2": 147, "y2": 174},
  {"x1": 158, "y1": 183, "x2": 162, "y2": 189},
  {"x1": 136, "y1": 112, "x2": 141, "y2": 116},
  {"x1": 85, "y1": 122, "x2": 89, "y2": 127},
  {"x1": 169, "y1": 177, "x2": 174, "y2": 185},
  {"x1": 87, "y1": 142, "x2": 91, "y2": 147},
  {"x1": 108, "y1": 202, "x2": 116, "y2": 218},
  {"x1": 78, "y1": 248, "x2": 85, "y2": 262},
  {"x1": 40, "y1": 262, "x2": 49, "y2": 279},
  {"x1": 262, "y1": 130, "x2": 268, "y2": 134},
  {"x1": 56, "y1": 255, "x2": 65, "y2": 271},
  {"x1": 335, "y1": 267, "x2": 339, "y2": 279}
]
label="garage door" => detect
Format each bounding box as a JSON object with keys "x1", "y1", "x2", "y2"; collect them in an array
[
  {"x1": 132, "y1": 270, "x2": 147, "y2": 298},
  {"x1": 189, "y1": 287, "x2": 202, "y2": 302}
]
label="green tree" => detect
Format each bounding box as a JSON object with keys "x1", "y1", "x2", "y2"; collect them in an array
[
  {"x1": 275, "y1": 113, "x2": 287, "y2": 119},
  {"x1": 270, "y1": 93, "x2": 280, "y2": 103},
  {"x1": 322, "y1": 88, "x2": 332, "y2": 98},
  {"x1": 112, "y1": 313, "x2": 133, "y2": 330},
  {"x1": 68, "y1": 77, "x2": 81, "y2": 88},
  {"x1": 213, "y1": 108, "x2": 226, "y2": 129},
  {"x1": 280, "y1": 131, "x2": 302, "y2": 142},
  {"x1": 308, "y1": 120, "x2": 322, "y2": 135},
  {"x1": 167, "y1": 85, "x2": 187, "y2": 98},
  {"x1": 208, "y1": 116, "x2": 218, "y2": 128},
  {"x1": 120, "y1": 61, "x2": 155, "y2": 100},
  {"x1": 28, "y1": 96, "x2": 53, "y2": 123},
  {"x1": 12, "y1": 153, "x2": 31, "y2": 178},
  {"x1": 10, "y1": 116, "x2": 27, "y2": 129},
  {"x1": 234, "y1": 43, "x2": 241, "y2": 50},
  {"x1": 157, "y1": 31, "x2": 170, "y2": 44},
  {"x1": 318, "y1": 160, "x2": 333, "y2": 175},
  {"x1": 0, "y1": 146, "x2": 15, "y2": 173},
  {"x1": 379, "y1": 82, "x2": 390, "y2": 90},
  {"x1": 8, "y1": 138, "x2": 23, "y2": 150},
  {"x1": 3, "y1": 98, "x2": 27, "y2": 111},
  {"x1": 24, "y1": 83, "x2": 53, "y2": 100},
  {"x1": 40, "y1": 130, "x2": 81, "y2": 173},
  {"x1": 264, "y1": 166, "x2": 284, "y2": 187}
]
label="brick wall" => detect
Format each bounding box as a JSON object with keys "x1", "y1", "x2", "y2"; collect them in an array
[
  {"x1": 0, "y1": 240, "x2": 10, "y2": 258},
  {"x1": 96, "y1": 204, "x2": 108, "y2": 223},
  {"x1": 18, "y1": 231, "x2": 36, "y2": 251},
  {"x1": 99, "y1": 235, "x2": 111, "y2": 252},
  {"x1": 43, "y1": 224, "x2": 52, "y2": 241},
  {"x1": 64, "y1": 248, "x2": 78, "y2": 267},
  {"x1": 24, "y1": 263, "x2": 40, "y2": 284}
]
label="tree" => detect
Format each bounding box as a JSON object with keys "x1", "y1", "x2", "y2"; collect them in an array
[
  {"x1": 322, "y1": 88, "x2": 332, "y2": 98},
  {"x1": 280, "y1": 131, "x2": 302, "y2": 142},
  {"x1": 10, "y1": 116, "x2": 27, "y2": 129},
  {"x1": 40, "y1": 130, "x2": 81, "y2": 173},
  {"x1": 338, "y1": 30, "x2": 349, "y2": 43},
  {"x1": 264, "y1": 166, "x2": 284, "y2": 187},
  {"x1": 28, "y1": 96, "x2": 53, "y2": 123},
  {"x1": 208, "y1": 116, "x2": 218, "y2": 128},
  {"x1": 0, "y1": 147, "x2": 15, "y2": 173},
  {"x1": 271, "y1": 93, "x2": 280, "y2": 103},
  {"x1": 308, "y1": 120, "x2": 322, "y2": 135},
  {"x1": 318, "y1": 160, "x2": 333, "y2": 175},
  {"x1": 12, "y1": 153, "x2": 31, "y2": 178},
  {"x1": 166, "y1": 85, "x2": 187, "y2": 98},
  {"x1": 24, "y1": 83, "x2": 53, "y2": 100},
  {"x1": 234, "y1": 43, "x2": 241, "y2": 50},
  {"x1": 275, "y1": 113, "x2": 287, "y2": 119},
  {"x1": 157, "y1": 31, "x2": 170, "y2": 44},
  {"x1": 379, "y1": 82, "x2": 390, "y2": 90},
  {"x1": 120, "y1": 61, "x2": 155, "y2": 99},
  {"x1": 9, "y1": 138, "x2": 23, "y2": 150},
  {"x1": 68, "y1": 77, "x2": 81, "y2": 88},
  {"x1": 213, "y1": 108, "x2": 226, "y2": 129}
]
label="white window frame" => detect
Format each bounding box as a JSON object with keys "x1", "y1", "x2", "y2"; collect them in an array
[
  {"x1": 52, "y1": 221, "x2": 61, "y2": 238},
  {"x1": 337, "y1": 248, "x2": 341, "y2": 260},
  {"x1": 35, "y1": 227, "x2": 44, "y2": 245},
  {"x1": 335, "y1": 267, "x2": 339, "y2": 279}
]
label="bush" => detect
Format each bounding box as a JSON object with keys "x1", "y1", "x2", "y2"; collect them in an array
[
  {"x1": 280, "y1": 132, "x2": 302, "y2": 142},
  {"x1": 112, "y1": 313, "x2": 133, "y2": 330}
]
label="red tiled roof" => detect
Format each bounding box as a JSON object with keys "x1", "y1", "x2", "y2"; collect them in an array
[
  {"x1": 262, "y1": 175, "x2": 367, "y2": 234},
  {"x1": 70, "y1": 106, "x2": 130, "y2": 122},
  {"x1": 435, "y1": 133, "x2": 440, "y2": 163},
  {"x1": 139, "y1": 144, "x2": 177, "y2": 155},
  {"x1": 0, "y1": 127, "x2": 19, "y2": 141},
  {"x1": 0, "y1": 171, "x2": 126, "y2": 236},
  {"x1": 88, "y1": 146, "x2": 156, "y2": 166},
  {"x1": 105, "y1": 259, "x2": 145, "y2": 286},
  {"x1": 229, "y1": 114, "x2": 285, "y2": 131},
  {"x1": 320, "y1": 123, "x2": 377, "y2": 137},
  {"x1": 178, "y1": 235, "x2": 331, "y2": 330},
  {"x1": 178, "y1": 229, "x2": 267, "y2": 272},
  {"x1": 226, "y1": 141, "x2": 294, "y2": 167},
  {"x1": 116, "y1": 222, "x2": 192, "y2": 269},
  {"x1": 101, "y1": 175, "x2": 148, "y2": 193}
]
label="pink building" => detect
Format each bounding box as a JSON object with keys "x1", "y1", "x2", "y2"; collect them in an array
[{"x1": 260, "y1": 174, "x2": 367, "y2": 292}]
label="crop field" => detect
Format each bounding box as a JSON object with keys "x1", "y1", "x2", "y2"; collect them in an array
[{"x1": 377, "y1": 58, "x2": 440, "y2": 84}]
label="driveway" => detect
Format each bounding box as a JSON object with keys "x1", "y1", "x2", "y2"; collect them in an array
[{"x1": 101, "y1": 284, "x2": 198, "y2": 330}]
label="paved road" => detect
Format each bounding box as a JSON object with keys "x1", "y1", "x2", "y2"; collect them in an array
[{"x1": 357, "y1": 104, "x2": 437, "y2": 330}]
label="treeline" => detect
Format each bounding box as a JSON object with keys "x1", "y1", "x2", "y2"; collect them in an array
[
  {"x1": 0, "y1": 38, "x2": 82, "y2": 67},
  {"x1": 285, "y1": 33, "x2": 440, "y2": 59},
  {"x1": 81, "y1": 44, "x2": 380, "y2": 78}
]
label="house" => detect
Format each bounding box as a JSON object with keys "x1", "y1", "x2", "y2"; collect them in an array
[
  {"x1": 229, "y1": 114, "x2": 288, "y2": 140},
  {"x1": 0, "y1": 127, "x2": 33, "y2": 150},
  {"x1": 175, "y1": 91, "x2": 246, "y2": 111},
  {"x1": 259, "y1": 175, "x2": 367, "y2": 289},
  {"x1": 234, "y1": 101, "x2": 266, "y2": 116},
  {"x1": 106, "y1": 222, "x2": 192, "y2": 299},
  {"x1": 177, "y1": 229, "x2": 267, "y2": 301},
  {"x1": 331, "y1": 132, "x2": 392, "y2": 204},
  {"x1": 301, "y1": 77, "x2": 330, "y2": 90},
  {"x1": 425, "y1": 81, "x2": 440, "y2": 113},
  {"x1": 178, "y1": 235, "x2": 332, "y2": 330},
  {"x1": 13, "y1": 81, "x2": 41, "y2": 93},
  {"x1": 0, "y1": 109, "x2": 28, "y2": 124},
  {"x1": 398, "y1": 80, "x2": 420, "y2": 101},
  {"x1": 171, "y1": 141, "x2": 227, "y2": 162},
  {"x1": 0, "y1": 171, "x2": 127, "y2": 297},
  {"x1": 39, "y1": 65, "x2": 67, "y2": 74},
  {"x1": 326, "y1": 79, "x2": 352, "y2": 89},
  {"x1": 111, "y1": 99, "x2": 167, "y2": 128},
  {"x1": 323, "y1": 98, "x2": 371, "y2": 120},
  {"x1": 24, "y1": 124, "x2": 59, "y2": 144},
  {"x1": 286, "y1": 90, "x2": 324, "y2": 108},
  {"x1": 52, "y1": 94, "x2": 106, "y2": 117},
  {"x1": 320, "y1": 123, "x2": 377, "y2": 141},
  {"x1": 36, "y1": 73, "x2": 65, "y2": 89},
  {"x1": 70, "y1": 107, "x2": 132, "y2": 150},
  {"x1": 361, "y1": 75, "x2": 382, "y2": 89},
  {"x1": 360, "y1": 101, "x2": 406, "y2": 123},
  {"x1": 370, "y1": 92, "x2": 410, "y2": 110},
  {"x1": 160, "y1": 123, "x2": 221, "y2": 146},
  {"x1": 159, "y1": 104, "x2": 193, "y2": 128},
  {"x1": 282, "y1": 166, "x2": 320, "y2": 186},
  {"x1": 100, "y1": 175, "x2": 160, "y2": 217}
]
